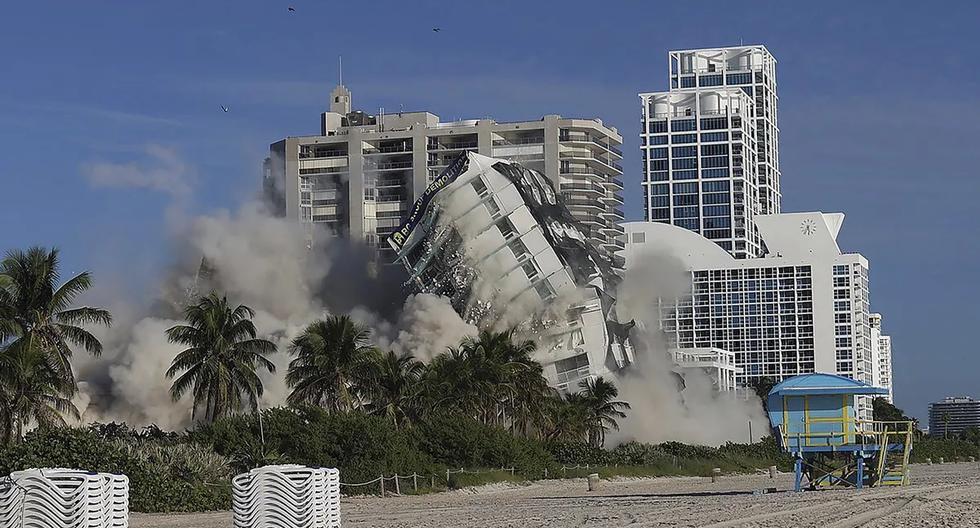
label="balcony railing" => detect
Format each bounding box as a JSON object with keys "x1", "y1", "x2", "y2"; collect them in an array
[
  {"x1": 492, "y1": 137, "x2": 544, "y2": 146},
  {"x1": 428, "y1": 141, "x2": 478, "y2": 150},
  {"x1": 558, "y1": 151, "x2": 623, "y2": 172}
]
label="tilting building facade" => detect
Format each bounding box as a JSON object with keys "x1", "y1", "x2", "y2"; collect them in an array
[{"x1": 389, "y1": 152, "x2": 634, "y2": 392}]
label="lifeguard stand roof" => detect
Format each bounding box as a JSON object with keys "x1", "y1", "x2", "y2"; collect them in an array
[{"x1": 769, "y1": 373, "x2": 889, "y2": 397}]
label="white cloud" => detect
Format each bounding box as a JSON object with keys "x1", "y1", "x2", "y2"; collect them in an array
[{"x1": 82, "y1": 144, "x2": 193, "y2": 198}]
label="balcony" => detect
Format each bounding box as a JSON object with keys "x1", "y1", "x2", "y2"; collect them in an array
[
  {"x1": 493, "y1": 137, "x2": 544, "y2": 146},
  {"x1": 427, "y1": 141, "x2": 478, "y2": 150},
  {"x1": 370, "y1": 161, "x2": 414, "y2": 170},
  {"x1": 299, "y1": 149, "x2": 347, "y2": 160},
  {"x1": 560, "y1": 134, "x2": 624, "y2": 157},
  {"x1": 363, "y1": 144, "x2": 413, "y2": 155},
  {"x1": 559, "y1": 151, "x2": 623, "y2": 173}
]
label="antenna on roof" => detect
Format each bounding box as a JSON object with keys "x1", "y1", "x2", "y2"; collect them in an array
[{"x1": 339, "y1": 56, "x2": 344, "y2": 86}]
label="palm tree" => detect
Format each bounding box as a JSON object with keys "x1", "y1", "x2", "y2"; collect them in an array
[
  {"x1": 363, "y1": 350, "x2": 424, "y2": 427},
  {"x1": 0, "y1": 343, "x2": 79, "y2": 440},
  {"x1": 0, "y1": 247, "x2": 111, "y2": 383},
  {"x1": 542, "y1": 392, "x2": 591, "y2": 443},
  {"x1": 0, "y1": 247, "x2": 110, "y2": 443},
  {"x1": 166, "y1": 293, "x2": 277, "y2": 423},
  {"x1": 285, "y1": 315, "x2": 380, "y2": 413},
  {"x1": 579, "y1": 376, "x2": 631, "y2": 448}
]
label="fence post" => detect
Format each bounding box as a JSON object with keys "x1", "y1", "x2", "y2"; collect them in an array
[
  {"x1": 446, "y1": 469, "x2": 450, "y2": 485},
  {"x1": 510, "y1": 467, "x2": 515, "y2": 476},
  {"x1": 394, "y1": 475, "x2": 401, "y2": 495},
  {"x1": 431, "y1": 474, "x2": 435, "y2": 489},
  {"x1": 413, "y1": 473, "x2": 418, "y2": 492},
  {"x1": 544, "y1": 468, "x2": 548, "y2": 479},
  {"x1": 380, "y1": 476, "x2": 386, "y2": 498}
]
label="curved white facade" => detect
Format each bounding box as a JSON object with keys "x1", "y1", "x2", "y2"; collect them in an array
[{"x1": 623, "y1": 213, "x2": 881, "y2": 416}]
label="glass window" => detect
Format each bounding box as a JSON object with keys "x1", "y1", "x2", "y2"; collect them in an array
[
  {"x1": 672, "y1": 133, "x2": 697, "y2": 144},
  {"x1": 701, "y1": 132, "x2": 729, "y2": 142},
  {"x1": 701, "y1": 144, "x2": 729, "y2": 156},
  {"x1": 671, "y1": 119, "x2": 696, "y2": 132},
  {"x1": 699, "y1": 74, "x2": 723, "y2": 87},
  {"x1": 702, "y1": 168, "x2": 729, "y2": 179},
  {"x1": 672, "y1": 146, "x2": 697, "y2": 157},
  {"x1": 648, "y1": 121, "x2": 668, "y2": 134},
  {"x1": 701, "y1": 117, "x2": 728, "y2": 130}
]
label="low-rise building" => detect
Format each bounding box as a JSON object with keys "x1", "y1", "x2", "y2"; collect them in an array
[{"x1": 928, "y1": 397, "x2": 980, "y2": 438}]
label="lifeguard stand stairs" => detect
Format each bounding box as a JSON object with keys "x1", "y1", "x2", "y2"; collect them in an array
[{"x1": 767, "y1": 373, "x2": 913, "y2": 491}]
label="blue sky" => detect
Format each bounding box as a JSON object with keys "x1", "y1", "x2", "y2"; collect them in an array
[{"x1": 2, "y1": 1, "x2": 978, "y2": 422}]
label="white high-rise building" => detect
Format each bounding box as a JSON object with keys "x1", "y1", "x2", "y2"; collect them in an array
[
  {"x1": 623, "y1": 213, "x2": 878, "y2": 405},
  {"x1": 670, "y1": 46, "x2": 780, "y2": 216},
  {"x1": 870, "y1": 313, "x2": 894, "y2": 403},
  {"x1": 640, "y1": 45, "x2": 778, "y2": 259},
  {"x1": 267, "y1": 85, "x2": 625, "y2": 266}
]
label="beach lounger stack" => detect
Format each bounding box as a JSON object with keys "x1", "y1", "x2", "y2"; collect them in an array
[
  {"x1": 0, "y1": 468, "x2": 129, "y2": 528},
  {"x1": 232, "y1": 464, "x2": 340, "y2": 528}
]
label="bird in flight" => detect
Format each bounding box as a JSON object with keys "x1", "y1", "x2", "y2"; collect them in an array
[
  {"x1": 220, "y1": 105, "x2": 229, "y2": 113},
  {"x1": 432, "y1": 27, "x2": 441, "y2": 32},
  {"x1": 288, "y1": 6, "x2": 296, "y2": 12}
]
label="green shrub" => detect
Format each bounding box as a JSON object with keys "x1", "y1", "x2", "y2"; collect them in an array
[
  {"x1": 0, "y1": 427, "x2": 230, "y2": 513},
  {"x1": 417, "y1": 415, "x2": 557, "y2": 476},
  {"x1": 192, "y1": 407, "x2": 436, "y2": 485}
]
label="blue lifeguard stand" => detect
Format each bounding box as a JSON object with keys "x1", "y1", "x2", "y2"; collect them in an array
[{"x1": 767, "y1": 373, "x2": 913, "y2": 491}]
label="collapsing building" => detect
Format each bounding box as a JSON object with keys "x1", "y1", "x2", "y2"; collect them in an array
[{"x1": 388, "y1": 152, "x2": 634, "y2": 391}]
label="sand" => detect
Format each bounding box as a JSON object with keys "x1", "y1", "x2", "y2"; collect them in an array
[{"x1": 131, "y1": 462, "x2": 980, "y2": 527}]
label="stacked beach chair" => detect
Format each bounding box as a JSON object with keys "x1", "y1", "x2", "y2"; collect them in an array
[
  {"x1": 0, "y1": 468, "x2": 129, "y2": 528},
  {"x1": 232, "y1": 465, "x2": 340, "y2": 528}
]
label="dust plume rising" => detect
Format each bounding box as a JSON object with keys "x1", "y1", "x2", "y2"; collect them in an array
[{"x1": 611, "y1": 250, "x2": 768, "y2": 447}]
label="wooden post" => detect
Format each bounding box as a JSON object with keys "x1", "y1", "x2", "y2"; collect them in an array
[
  {"x1": 413, "y1": 473, "x2": 418, "y2": 492},
  {"x1": 544, "y1": 468, "x2": 548, "y2": 479},
  {"x1": 431, "y1": 474, "x2": 435, "y2": 489},
  {"x1": 446, "y1": 469, "x2": 451, "y2": 486},
  {"x1": 510, "y1": 467, "x2": 515, "y2": 476},
  {"x1": 394, "y1": 475, "x2": 401, "y2": 495},
  {"x1": 380, "y1": 476, "x2": 386, "y2": 498}
]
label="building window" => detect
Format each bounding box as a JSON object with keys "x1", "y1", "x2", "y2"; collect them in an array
[
  {"x1": 471, "y1": 177, "x2": 489, "y2": 197},
  {"x1": 671, "y1": 119, "x2": 696, "y2": 132},
  {"x1": 699, "y1": 74, "x2": 723, "y2": 87},
  {"x1": 648, "y1": 121, "x2": 668, "y2": 134}
]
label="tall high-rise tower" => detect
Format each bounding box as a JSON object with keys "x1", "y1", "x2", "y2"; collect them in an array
[
  {"x1": 640, "y1": 45, "x2": 778, "y2": 259},
  {"x1": 670, "y1": 47, "x2": 779, "y2": 215}
]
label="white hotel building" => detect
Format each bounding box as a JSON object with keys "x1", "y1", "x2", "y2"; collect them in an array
[{"x1": 622, "y1": 212, "x2": 893, "y2": 414}]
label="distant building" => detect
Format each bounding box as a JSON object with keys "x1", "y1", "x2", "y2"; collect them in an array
[
  {"x1": 929, "y1": 397, "x2": 980, "y2": 438},
  {"x1": 267, "y1": 85, "x2": 625, "y2": 266},
  {"x1": 869, "y1": 313, "x2": 894, "y2": 403}
]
